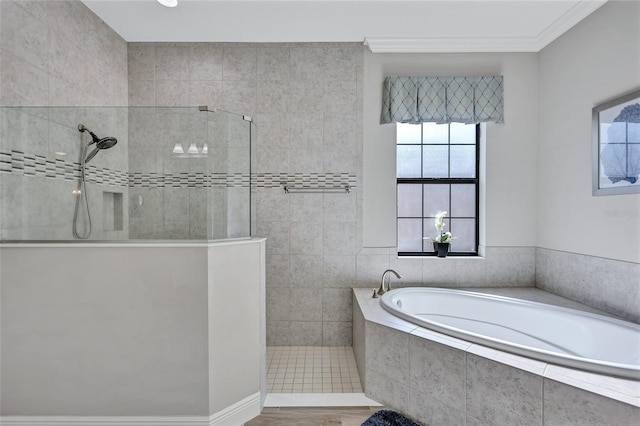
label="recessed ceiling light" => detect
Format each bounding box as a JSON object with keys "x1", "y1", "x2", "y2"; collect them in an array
[{"x1": 157, "y1": 0, "x2": 178, "y2": 8}]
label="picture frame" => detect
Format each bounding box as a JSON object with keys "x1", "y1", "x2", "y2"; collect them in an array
[{"x1": 592, "y1": 88, "x2": 640, "y2": 196}]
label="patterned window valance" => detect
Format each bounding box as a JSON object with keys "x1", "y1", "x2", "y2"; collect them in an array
[{"x1": 381, "y1": 75, "x2": 504, "y2": 125}]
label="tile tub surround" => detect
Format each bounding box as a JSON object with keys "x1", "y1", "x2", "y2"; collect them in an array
[
  {"x1": 352, "y1": 288, "x2": 640, "y2": 426},
  {"x1": 536, "y1": 247, "x2": 640, "y2": 324}
]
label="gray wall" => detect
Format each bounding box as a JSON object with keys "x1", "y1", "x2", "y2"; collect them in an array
[
  {"x1": 359, "y1": 51, "x2": 540, "y2": 300},
  {"x1": 536, "y1": 0, "x2": 640, "y2": 319},
  {"x1": 129, "y1": 42, "x2": 363, "y2": 345},
  {"x1": 537, "y1": 0, "x2": 640, "y2": 265},
  {"x1": 0, "y1": 0, "x2": 129, "y2": 240},
  {"x1": 0, "y1": 0, "x2": 127, "y2": 107}
]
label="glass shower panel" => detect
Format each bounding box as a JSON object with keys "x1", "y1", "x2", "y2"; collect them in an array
[
  {"x1": 0, "y1": 106, "x2": 129, "y2": 241},
  {"x1": 206, "y1": 109, "x2": 252, "y2": 240},
  {"x1": 128, "y1": 107, "x2": 207, "y2": 240},
  {"x1": 1, "y1": 106, "x2": 253, "y2": 242}
]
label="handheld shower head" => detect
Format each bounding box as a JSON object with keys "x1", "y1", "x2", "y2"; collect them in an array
[{"x1": 78, "y1": 124, "x2": 118, "y2": 163}]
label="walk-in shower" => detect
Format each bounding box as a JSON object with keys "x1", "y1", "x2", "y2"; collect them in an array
[{"x1": 0, "y1": 106, "x2": 255, "y2": 241}]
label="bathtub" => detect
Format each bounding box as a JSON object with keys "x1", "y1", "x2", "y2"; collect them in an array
[{"x1": 379, "y1": 287, "x2": 640, "y2": 380}]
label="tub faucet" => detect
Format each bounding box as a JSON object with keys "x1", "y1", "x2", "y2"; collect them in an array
[{"x1": 373, "y1": 269, "x2": 402, "y2": 298}]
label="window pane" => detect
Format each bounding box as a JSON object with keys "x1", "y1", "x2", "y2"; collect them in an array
[
  {"x1": 423, "y1": 184, "x2": 450, "y2": 218},
  {"x1": 423, "y1": 145, "x2": 448, "y2": 178},
  {"x1": 397, "y1": 123, "x2": 422, "y2": 144},
  {"x1": 450, "y1": 145, "x2": 476, "y2": 178},
  {"x1": 450, "y1": 218, "x2": 476, "y2": 252},
  {"x1": 396, "y1": 123, "x2": 479, "y2": 256},
  {"x1": 451, "y1": 184, "x2": 476, "y2": 218},
  {"x1": 423, "y1": 122, "x2": 448, "y2": 144},
  {"x1": 398, "y1": 219, "x2": 422, "y2": 252},
  {"x1": 397, "y1": 184, "x2": 422, "y2": 217},
  {"x1": 397, "y1": 145, "x2": 421, "y2": 178},
  {"x1": 450, "y1": 123, "x2": 475, "y2": 144},
  {"x1": 423, "y1": 233, "x2": 435, "y2": 252}
]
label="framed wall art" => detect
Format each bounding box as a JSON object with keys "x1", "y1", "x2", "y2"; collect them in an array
[{"x1": 592, "y1": 88, "x2": 640, "y2": 195}]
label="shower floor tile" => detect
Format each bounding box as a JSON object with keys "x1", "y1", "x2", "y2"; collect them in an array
[{"x1": 267, "y1": 346, "x2": 363, "y2": 394}]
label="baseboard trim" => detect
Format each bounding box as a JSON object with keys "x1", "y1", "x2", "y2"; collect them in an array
[
  {"x1": 0, "y1": 416, "x2": 208, "y2": 426},
  {"x1": 0, "y1": 392, "x2": 262, "y2": 426},
  {"x1": 209, "y1": 392, "x2": 261, "y2": 426}
]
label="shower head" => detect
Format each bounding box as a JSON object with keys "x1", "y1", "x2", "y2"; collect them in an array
[{"x1": 78, "y1": 124, "x2": 118, "y2": 163}]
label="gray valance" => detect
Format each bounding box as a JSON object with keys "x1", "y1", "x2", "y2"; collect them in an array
[{"x1": 381, "y1": 75, "x2": 504, "y2": 124}]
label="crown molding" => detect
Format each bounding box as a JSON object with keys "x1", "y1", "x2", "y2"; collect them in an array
[
  {"x1": 365, "y1": 0, "x2": 608, "y2": 53},
  {"x1": 363, "y1": 37, "x2": 540, "y2": 53},
  {"x1": 535, "y1": 0, "x2": 608, "y2": 50}
]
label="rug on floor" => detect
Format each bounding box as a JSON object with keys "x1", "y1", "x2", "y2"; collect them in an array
[{"x1": 361, "y1": 409, "x2": 421, "y2": 426}]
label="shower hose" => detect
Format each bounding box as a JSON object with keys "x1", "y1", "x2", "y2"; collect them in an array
[{"x1": 72, "y1": 142, "x2": 92, "y2": 239}]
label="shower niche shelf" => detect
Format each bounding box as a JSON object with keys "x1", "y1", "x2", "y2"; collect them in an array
[{"x1": 103, "y1": 191, "x2": 124, "y2": 232}]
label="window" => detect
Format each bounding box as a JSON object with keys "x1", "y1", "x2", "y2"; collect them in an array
[{"x1": 397, "y1": 122, "x2": 479, "y2": 256}]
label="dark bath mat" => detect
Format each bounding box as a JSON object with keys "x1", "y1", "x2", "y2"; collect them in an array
[{"x1": 361, "y1": 410, "x2": 422, "y2": 426}]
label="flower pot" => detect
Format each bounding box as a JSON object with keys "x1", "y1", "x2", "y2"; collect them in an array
[{"x1": 433, "y1": 242, "x2": 450, "y2": 258}]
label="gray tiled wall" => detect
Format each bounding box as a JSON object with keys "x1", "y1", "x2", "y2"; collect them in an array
[
  {"x1": 0, "y1": 1, "x2": 128, "y2": 240},
  {"x1": 536, "y1": 248, "x2": 640, "y2": 323},
  {"x1": 133, "y1": 41, "x2": 364, "y2": 345},
  {"x1": 0, "y1": 1, "x2": 127, "y2": 108},
  {"x1": 136, "y1": 40, "x2": 547, "y2": 346}
]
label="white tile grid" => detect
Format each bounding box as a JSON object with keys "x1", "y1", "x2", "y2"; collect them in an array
[{"x1": 267, "y1": 346, "x2": 363, "y2": 394}]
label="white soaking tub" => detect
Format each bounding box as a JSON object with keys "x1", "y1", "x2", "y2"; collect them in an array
[{"x1": 380, "y1": 287, "x2": 640, "y2": 380}]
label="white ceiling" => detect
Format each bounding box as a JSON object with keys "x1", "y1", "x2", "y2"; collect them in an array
[{"x1": 82, "y1": 0, "x2": 608, "y2": 52}]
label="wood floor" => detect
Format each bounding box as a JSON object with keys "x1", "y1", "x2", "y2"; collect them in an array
[{"x1": 244, "y1": 406, "x2": 383, "y2": 426}]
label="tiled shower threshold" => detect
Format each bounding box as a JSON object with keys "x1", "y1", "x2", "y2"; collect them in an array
[{"x1": 264, "y1": 346, "x2": 381, "y2": 408}]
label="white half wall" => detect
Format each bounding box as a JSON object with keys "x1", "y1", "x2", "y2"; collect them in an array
[
  {"x1": 0, "y1": 244, "x2": 210, "y2": 416},
  {"x1": 537, "y1": 0, "x2": 640, "y2": 263},
  {"x1": 0, "y1": 239, "x2": 266, "y2": 421}
]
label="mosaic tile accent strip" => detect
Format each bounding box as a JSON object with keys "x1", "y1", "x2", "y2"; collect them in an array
[
  {"x1": 128, "y1": 172, "x2": 209, "y2": 188},
  {"x1": 127, "y1": 172, "x2": 251, "y2": 188},
  {"x1": 1, "y1": 150, "x2": 357, "y2": 191},
  {"x1": 0, "y1": 150, "x2": 127, "y2": 187},
  {"x1": 256, "y1": 173, "x2": 357, "y2": 189}
]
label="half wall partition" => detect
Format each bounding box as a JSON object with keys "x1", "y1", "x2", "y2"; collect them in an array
[
  {"x1": 0, "y1": 106, "x2": 255, "y2": 241},
  {"x1": 0, "y1": 107, "x2": 264, "y2": 424}
]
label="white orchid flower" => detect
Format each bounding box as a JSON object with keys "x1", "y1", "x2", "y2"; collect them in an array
[{"x1": 434, "y1": 210, "x2": 447, "y2": 231}]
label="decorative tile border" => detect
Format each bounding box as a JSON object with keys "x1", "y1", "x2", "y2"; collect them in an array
[
  {"x1": 0, "y1": 150, "x2": 128, "y2": 186},
  {"x1": 1, "y1": 150, "x2": 357, "y2": 190},
  {"x1": 256, "y1": 172, "x2": 357, "y2": 189}
]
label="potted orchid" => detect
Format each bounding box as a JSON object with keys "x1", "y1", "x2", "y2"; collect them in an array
[{"x1": 423, "y1": 210, "x2": 452, "y2": 257}]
